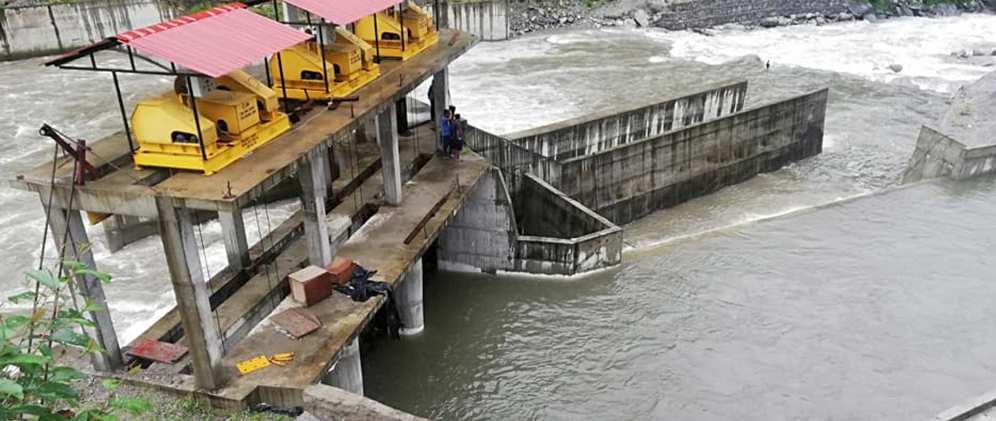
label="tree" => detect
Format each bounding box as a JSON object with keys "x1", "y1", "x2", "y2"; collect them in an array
[{"x1": 0, "y1": 262, "x2": 149, "y2": 420}]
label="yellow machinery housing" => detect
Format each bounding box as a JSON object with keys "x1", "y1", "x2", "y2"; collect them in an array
[
  {"x1": 355, "y1": 3, "x2": 438, "y2": 61},
  {"x1": 132, "y1": 70, "x2": 292, "y2": 175},
  {"x1": 270, "y1": 27, "x2": 381, "y2": 101}
]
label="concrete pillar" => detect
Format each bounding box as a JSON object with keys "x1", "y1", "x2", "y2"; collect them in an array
[
  {"x1": 324, "y1": 338, "x2": 363, "y2": 395},
  {"x1": 156, "y1": 197, "x2": 226, "y2": 390},
  {"x1": 377, "y1": 104, "x2": 403, "y2": 206},
  {"x1": 299, "y1": 146, "x2": 334, "y2": 267},
  {"x1": 395, "y1": 98, "x2": 410, "y2": 135},
  {"x1": 281, "y1": 1, "x2": 300, "y2": 23},
  {"x1": 218, "y1": 207, "x2": 250, "y2": 271},
  {"x1": 429, "y1": 68, "x2": 449, "y2": 153},
  {"x1": 103, "y1": 214, "x2": 157, "y2": 252},
  {"x1": 356, "y1": 118, "x2": 377, "y2": 144},
  {"x1": 397, "y1": 258, "x2": 424, "y2": 336},
  {"x1": 42, "y1": 197, "x2": 124, "y2": 372}
]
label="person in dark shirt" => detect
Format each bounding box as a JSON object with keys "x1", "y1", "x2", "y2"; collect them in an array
[{"x1": 451, "y1": 113, "x2": 467, "y2": 160}]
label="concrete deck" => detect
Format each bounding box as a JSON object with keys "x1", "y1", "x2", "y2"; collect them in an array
[
  {"x1": 9, "y1": 29, "x2": 476, "y2": 214},
  {"x1": 128, "y1": 125, "x2": 439, "y2": 369},
  {"x1": 215, "y1": 152, "x2": 490, "y2": 402}
]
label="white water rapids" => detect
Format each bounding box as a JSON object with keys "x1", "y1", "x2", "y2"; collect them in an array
[{"x1": 1, "y1": 16, "x2": 996, "y2": 419}]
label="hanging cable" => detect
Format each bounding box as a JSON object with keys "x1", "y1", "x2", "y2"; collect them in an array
[{"x1": 192, "y1": 211, "x2": 225, "y2": 353}]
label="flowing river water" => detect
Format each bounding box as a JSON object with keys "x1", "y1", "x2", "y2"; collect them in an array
[{"x1": 1, "y1": 13, "x2": 996, "y2": 420}]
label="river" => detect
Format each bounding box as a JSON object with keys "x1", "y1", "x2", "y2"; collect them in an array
[
  {"x1": 0, "y1": 13, "x2": 995, "y2": 421},
  {"x1": 363, "y1": 14, "x2": 996, "y2": 421}
]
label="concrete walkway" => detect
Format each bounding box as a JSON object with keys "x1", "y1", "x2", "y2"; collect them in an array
[{"x1": 217, "y1": 151, "x2": 490, "y2": 402}]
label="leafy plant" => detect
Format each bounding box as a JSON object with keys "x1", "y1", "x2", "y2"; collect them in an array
[{"x1": 0, "y1": 262, "x2": 150, "y2": 420}]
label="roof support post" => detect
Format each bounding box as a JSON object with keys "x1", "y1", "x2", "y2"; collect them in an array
[
  {"x1": 156, "y1": 197, "x2": 226, "y2": 390},
  {"x1": 185, "y1": 76, "x2": 208, "y2": 161},
  {"x1": 42, "y1": 195, "x2": 124, "y2": 372},
  {"x1": 263, "y1": 56, "x2": 272, "y2": 87},
  {"x1": 399, "y1": 2, "x2": 406, "y2": 52},
  {"x1": 318, "y1": 18, "x2": 330, "y2": 95},
  {"x1": 111, "y1": 71, "x2": 135, "y2": 154},
  {"x1": 373, "y1": 12, "x2": 381, "y2": 62},
  {"x1": 276, "y1": 53, "x2": 290, "y2": 113}
]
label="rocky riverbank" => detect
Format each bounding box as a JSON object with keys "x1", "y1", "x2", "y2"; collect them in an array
[{"x1": 508, "y1": 0, "x2": 994, "y2": 35}]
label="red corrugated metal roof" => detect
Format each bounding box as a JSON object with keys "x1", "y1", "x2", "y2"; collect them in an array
[
  {"x1": 116, "y1": 3, "x2": 311, "y2": 78},
  {"x1": 283, "y1": 0, "x2": 402, "y2": 25}
]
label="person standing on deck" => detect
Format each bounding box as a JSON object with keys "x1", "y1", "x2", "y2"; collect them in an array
[
  {"x1": 439, "y1": 109, "x2": 453, "y2": 155},
  {"x1": 451, "y1": 113, "x2": 467, "y2": 160}
]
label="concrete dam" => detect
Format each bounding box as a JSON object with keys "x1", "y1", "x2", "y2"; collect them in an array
[{"x1": 465, "y1": 80, "x2": 827, "y2": 226}]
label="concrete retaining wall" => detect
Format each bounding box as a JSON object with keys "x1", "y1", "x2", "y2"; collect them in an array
[
  {"x1": 0, "y1": 0, "x2": 177, "y2": 61},
  {"x1": 653, "y1": 0, "x2": 849, "y2": 30},
  {"x1": 512, "y1": 174, "x2": 622, "y2": 276},
  {"x1": 902, "y1": 126, "x2": 996, "y2": 183},
  {"x1": 424, "y1": 0, "x2": 509, "y2": 41},
  {"x1": 437, "y1": 167, "x2": 517, "y2": 274},
  {"x1": 463, "y1": 125, "x2": 560, "y2": 191},
  {"x1": 556, "y1": 89, "x2": 828, "y2": 224},
  {"x1": 506, "y1": 81, "x2": 749, "y2": 161}
]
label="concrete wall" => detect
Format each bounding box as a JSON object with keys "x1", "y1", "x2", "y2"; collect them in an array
[
  {"x1": 437, "y1": 167, "x2": 517, "y2": 274},
  {"x1": 0, "y1": 0, "x2": 177, "y2": 61},
  {"x1": 424, "y1": 0, "x2": 509, "y2": 41},
  {"x1": 506, "y1": 81, "x2": 749, "y2": 161},
  {"x1": 653, "y1": 0, "x2": 849, "y2": 30},
  {"x1": 463, "y1": 125, "x2": 560, "y2": 192},
  {"x1": 512, "y1": 174, "x2": 622, "y2": 276},
  {"x1": 557, "y1": 89, "x2": 828, "y2": 224},
  {"x1": 902, "y1": 126, "x2": 996, "y2": 183}
]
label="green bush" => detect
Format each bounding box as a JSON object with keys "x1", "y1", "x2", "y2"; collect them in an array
[{"x1": 0, "y1": 263, "x2": 150, "y2": 420}]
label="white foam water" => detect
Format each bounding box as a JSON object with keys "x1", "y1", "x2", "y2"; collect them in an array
[{"x1": 657, "y1": 14, "x2": 996, "y2": 93}]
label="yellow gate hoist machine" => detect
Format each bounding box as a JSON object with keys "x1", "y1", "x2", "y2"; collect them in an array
[
  {"x1": 355, "y1": 3, "x2": 439, "y2": 61},
  {"x1": 131, "y1": 71, "x2": 292, "y2": 175},
  {"x1": 269, "y1": 27, "x2": 381, "y2": 101}
]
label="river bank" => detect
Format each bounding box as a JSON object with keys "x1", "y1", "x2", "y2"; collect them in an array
[{"x1": 509, "y1": 0, "x2": 994, "y2": 35}]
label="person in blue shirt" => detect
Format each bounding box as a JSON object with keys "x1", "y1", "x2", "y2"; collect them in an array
[{"x1": 439, "y1": 109, "x2": 452, "y2": 155}]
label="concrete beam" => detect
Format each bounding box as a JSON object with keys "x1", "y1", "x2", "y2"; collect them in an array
[
  {"x1": 302, "y1": 384, "x2": 429, "y2": 420},
  {"x1": 156, "y1": 197, "x2": 226, "y2": 390},
  {"x1": 377, "y1": 104, "x2": 403, "y2": 206},
  {"x1": 324, "y1": 338, "x2": 363, "y2": 395},
  {"x1": 299, "y1": 147, "x2": 334, "y2": 267},
  {"x1": 103, "y1": 214, "x2": 158, "y2": 253},
  {"x1": 42, "y1": 196, "x2": 124, "y2": 371},
  {"x1": 397, "y1": 258, "x2": 424, "y2": 336},
  {"x1": 218, "y1": 208, "x2": 251, "y2": 271}
]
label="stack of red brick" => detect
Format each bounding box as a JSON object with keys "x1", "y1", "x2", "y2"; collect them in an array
[{"x1": 289, "y1": 257, "x2": 356, "y2": 306}]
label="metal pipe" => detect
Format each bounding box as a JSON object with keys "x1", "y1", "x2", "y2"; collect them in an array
[
  {"x1": 58, "y1": 65, "x2": 197, "y2": 77},
  {"x1": 399, "y1": 3, "x2": 406, "y2": 53},
  {"x1": 276, "y1": 52, "x2": 289, "y2": 113},
  {"x1": 111, "y1": 72, "x2": 135, "y2": 154},
  {"x1": 318, "y1": 18, "x2": 330, "y2": 94},
  {"x1": 373, "y1": 12, "x2": 381, "y2": 62},
  {"x1": 186, "y1": 76, "x2": 208, "y2": 161},
  {"x1": 126, "y1": 46, "x2": 136, "y2": 71},
  {"x1": 434, "y1": 0, "x2": 440, "y2": 30},
  {"x1": 263, "y1": 57, "x2": 272, "y2": 86},
  {"x1": 89, "y1": 53, "x2": 96, "y2": 69}
]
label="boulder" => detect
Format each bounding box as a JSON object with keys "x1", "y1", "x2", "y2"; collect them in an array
[
  {"x1": 847, "y1": 2, "x2": 874, "y2": 17},
  {"x1": 633, "y1": 8, "x2": 650, "y2": 27},
  {"x1": 929, "y1": 3, "x2": 961, "y2": 16},
  {"x1": 887, "y1": 64, "x2": 903, "y2": 73},
  {"x1": 759, "y1": 16, "x2": 782, "y2": 27},
  {"x1": 864, "y1": 12, "x2": 878, "y2": 22}
]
